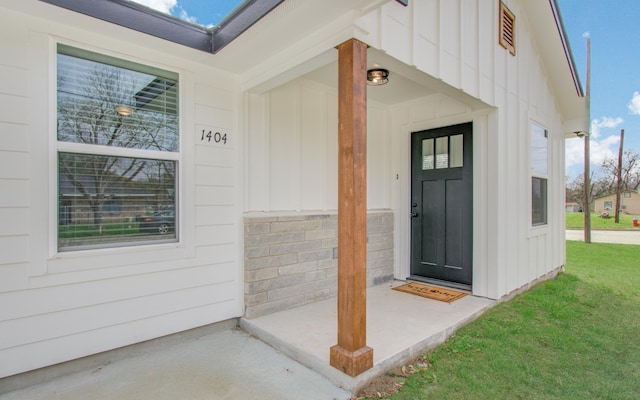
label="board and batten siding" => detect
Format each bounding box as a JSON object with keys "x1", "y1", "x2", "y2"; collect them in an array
[
  {"x1": 0, "y1": 7, "x2": 243, "y2": 378},
  {"x1": 245, "y1": 0, "x2": 568, "y2": 301},
  {"x1": 245, "y1": 78, "x2": 391, "y2": 212},
  {"x1": 353, "y1": 0, "x2": 567, "y2": 299}
]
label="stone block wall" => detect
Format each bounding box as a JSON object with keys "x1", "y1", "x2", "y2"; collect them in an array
[{"x1": 244, "y1": 211, "x2": 394, "y2": 318}]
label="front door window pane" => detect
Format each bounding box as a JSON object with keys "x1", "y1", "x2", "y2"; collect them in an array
[
  {"x1": 436, "y1": 136, "x2": 448, "y2": 169},
  {"x1": 422, "y1": 138, "x2": 434, "y2": 170},
  {"x1": 449, "y1": 134, "x2": 463, "y2": 168}
]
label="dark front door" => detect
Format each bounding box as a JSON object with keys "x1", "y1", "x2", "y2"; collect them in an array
[{"x1": 410, "y1": 122, "x2": 473, "y2": 289}]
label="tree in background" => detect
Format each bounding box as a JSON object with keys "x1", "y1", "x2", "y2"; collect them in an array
[
  {"x1": 58, "y1": 64, "x2": 177, "y2": 229},
  {"x1": 566, "y1": 149, "x2": 640, "y2": 213},
  {"x1": 566, "y1": 173, "x2": 607, "y2": 212},
  {"x1": 600, "y1": 150, "x2": 640, "y2": 193}
]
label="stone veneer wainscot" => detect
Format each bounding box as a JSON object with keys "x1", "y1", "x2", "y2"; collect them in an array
[{"x1": 244, "y1": 211, "x2": 394, "y2": 318}]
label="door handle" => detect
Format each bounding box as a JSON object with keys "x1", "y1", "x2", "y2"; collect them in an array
[{"x1": 411, "y1": 212, "x2": 418, "y2": 218}]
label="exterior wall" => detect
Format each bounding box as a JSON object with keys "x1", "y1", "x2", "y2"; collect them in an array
[
  {"x1": 243, "y1": 78, "x2": 394, "y2": 317},
  {"x1": 355, "y1": 0, "x2": 568, "y2": 300},
  {"x1": 594, "y1": 192, "x2": 640, "y2": 215},
  {"x1": 244, "y1": 211, "x2": 394, "y2": 318},
  {"x1": 0, "y1": 0, "x2": 581, "y2": 380},
  {"x1": 244, "y1": 0, "x2": 569, "y2": 302},
  {"x1": 0, "y1": 5, "x2": 243, "y2": 378},
  {"x1": 245, "y1": 78, "x2": 391, "y2": 212}
]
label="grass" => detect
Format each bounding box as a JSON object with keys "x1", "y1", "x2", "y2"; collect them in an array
[
  {"x1": 566, "y1": 212, "x2": 638, "y2": 230},
  {"x1": 375, "y1": 241, "x2": 640, "y2": 399},
  {"x1": 58, "y1": 222, "x2": 141, "y2": 238}
]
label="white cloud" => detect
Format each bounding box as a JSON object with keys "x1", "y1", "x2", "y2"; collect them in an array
[
  {"x1": 565, "y1": 137, "x2": 586, "y2": 169},
  {"x1": 128, "y1": 1, "x2": 202, "y2": 25},
  {"x1": 565, "y1": 117, "x2": 622, "y2": 173},
  {"x1": 591, "y1": 116, "x2": 623, "y2": 138},
  {"x1": 179, "y1": 9, "x2": 198, "y2": 24},
  {"x1": 129, "y1": 0, "x2": 177, "y2": 14},
  {"x1": 628, "y1": 92, "x2": 640, "y2": 115}
]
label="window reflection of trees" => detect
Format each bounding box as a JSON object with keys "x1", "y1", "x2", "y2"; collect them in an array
[{"x1": 57, "y1": 48, "x2": 178, "y2": 246}]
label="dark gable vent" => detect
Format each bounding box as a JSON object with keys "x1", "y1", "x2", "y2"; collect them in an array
[{"x1": 499, "y1": 2, "x2": 516, "y2": 56}]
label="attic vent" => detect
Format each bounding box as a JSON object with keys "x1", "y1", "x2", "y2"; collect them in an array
[{"x1": 499, "y1": 2, "x2": 516, "y2": 56}]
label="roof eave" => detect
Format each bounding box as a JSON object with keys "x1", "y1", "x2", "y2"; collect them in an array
[
  {"x1": 38, "y1": 0, "x2": 283, "y2": 54},
  {"x1": 549, "y1": 0, "x2": 585, "y2": 98}
]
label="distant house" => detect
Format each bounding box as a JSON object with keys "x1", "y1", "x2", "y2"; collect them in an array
[
  {"x1": 0, "y1": 0, "x2": 588, "y2": 380},
  {"x1": 565, "y1": 202, "x2": 582, "y2": 213},
  {"x1": 594, "y1": 191, "x2": 640, "y2": 215}
]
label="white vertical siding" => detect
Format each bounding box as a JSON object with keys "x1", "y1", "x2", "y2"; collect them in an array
[
  {"x1": 361, "y1": 0, "x2": 568, "y2": 299},
  {"x1": 246, "y1": 93, "x2": 270, "y2": 211},
  {"x1": 269, "y1": 83, "x2": 301, "y2": 210},
  {"x1": 439, "y1": 0, "x2": 461, "y2": 87},
  {"x1": 300, "y1": 85, "x2": 329, "y2": 210},
  {"x1": 413, "y1": 0, "x2": 440, "y2": 77},
  {"x1": 478, "y1": 2, "x2": 495, "y2": 104},
  {"x1": 461, "y1": 0, "x2": 479, "y2": 98},
  {"x1": 245, "y1": 78, "x2": 390, "y2": 212},
  {"x1": 381, "y1": 1, "x2": 412, "y2": 65},
  {"x1": 472, "y1": 114, "x2": 491, "y2": 297},
  {"x1": 0, "y1": 6, "x2": 243, "y2": 378}
]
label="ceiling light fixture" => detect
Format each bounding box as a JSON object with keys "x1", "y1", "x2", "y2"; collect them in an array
[{"x1": 367, "y1": 68, "x2": 389, "y2": 86}]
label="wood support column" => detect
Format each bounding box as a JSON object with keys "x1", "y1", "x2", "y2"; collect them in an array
[{"x1": 329, "y1": 38, "x2": 373, "y2": 377}]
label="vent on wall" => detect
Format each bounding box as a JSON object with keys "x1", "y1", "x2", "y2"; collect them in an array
[{"x1": 499, "y1": 2, "x2": 516, "y2": 56}]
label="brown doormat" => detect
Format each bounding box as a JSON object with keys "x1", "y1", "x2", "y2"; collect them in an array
[{"x1": 392, "y1": 282, "x2": 467, "y2": 303}]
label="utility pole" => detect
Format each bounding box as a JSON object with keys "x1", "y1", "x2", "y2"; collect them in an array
[
  {"x1": 614, "y1": 129, "x2": 624, "y2": 223},
  {"x1": 583, "y1": 36, "x2": 592, "y2": 243}
]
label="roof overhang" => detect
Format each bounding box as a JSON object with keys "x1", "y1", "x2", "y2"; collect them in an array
[
  {"x1": 521, "y1": 0, "x2": 589, "y2": 137},
  {"x1": 38, "y1": 0, "x2": 284, "y2": 54}
]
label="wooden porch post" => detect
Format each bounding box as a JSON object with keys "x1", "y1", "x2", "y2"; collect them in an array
[{"x1": 329, "y1": 38, "x2": 373, "y2": 377}]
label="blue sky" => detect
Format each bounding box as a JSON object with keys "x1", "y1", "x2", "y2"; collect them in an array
[
  {"x1": 132, "y1": 0, "x2": 639, "y2": 179},
  {"x1": 130, "y1": 0, "x2": 243, "y2": 27},
  {"x1": 559, "y1": 0, "x2": 640, "y2": 178}
]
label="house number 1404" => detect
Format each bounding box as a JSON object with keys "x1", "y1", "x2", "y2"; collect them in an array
[{"x1": 200, "y1": 129, "x2": 228, "y2": 144}]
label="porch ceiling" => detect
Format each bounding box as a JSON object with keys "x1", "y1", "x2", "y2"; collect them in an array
[
  {"x1": 296, "y1": 47, "x2": 489, "y2": 109},
  {"x1": 302, "y1": 59, "x2": 435, "y2": 106}
]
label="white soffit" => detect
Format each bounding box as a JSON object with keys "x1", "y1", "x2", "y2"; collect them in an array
[
  {"x1": 211, "y1": 0, "x2": 389, "y2": 73},
  {"x1": 521, "y1": 0, "x2": 588, "y2": 126}
]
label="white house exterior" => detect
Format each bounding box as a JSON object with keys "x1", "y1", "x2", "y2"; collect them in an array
[{"x1": 0, "y1": 0, "x2": 587, "y2": 380}]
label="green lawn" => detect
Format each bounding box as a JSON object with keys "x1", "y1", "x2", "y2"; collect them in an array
[
  {"x1": 371, "y1": 241, "x2": 640, "y2": 399},
  {"x1": 58, "y1": 222, "x2": 141, "y2": 238},
  {"x1": 566, "y1": 211, "x2": 638, "y2": 230}
]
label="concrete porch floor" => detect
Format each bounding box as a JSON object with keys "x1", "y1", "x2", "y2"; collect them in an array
[
  {"x1": 0, "y1": 282, "x2": 494, "y2": 399},
  {"x1": 241, "y1": 282, "x2": 495, "y2": 393}
]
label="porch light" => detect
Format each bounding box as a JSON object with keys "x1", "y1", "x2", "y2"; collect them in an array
[
  {"x1": 367, "y1": 68, "x2": 389, "y2": 86},
  {"x1": 115, "y1": 105, "x2": 134, "y2": 116}
]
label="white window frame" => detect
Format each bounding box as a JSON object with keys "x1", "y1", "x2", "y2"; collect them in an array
[
  {"x1": 530, "y1": 121, "x2": 548, "y2": 227},
  {"x1": 49, "y1": 39, "x2": 188, "y2": 260}
]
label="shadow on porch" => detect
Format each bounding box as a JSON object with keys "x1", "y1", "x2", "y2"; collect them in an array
[{"x1": 241, "y1": 282, "x2": 495, "y2": 394}]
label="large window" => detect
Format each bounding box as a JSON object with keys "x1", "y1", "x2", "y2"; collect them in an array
[
  {"x1": 531, "y1": 122, "x2": 548, "y2": 226},
  {"x1": 57, "y1": 44, "x2": 179, "y2": 251}
]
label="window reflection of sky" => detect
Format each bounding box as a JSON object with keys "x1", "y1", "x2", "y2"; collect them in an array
[{"x1": 531, "y1": 123, "x2": 548, "y2": 176}]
